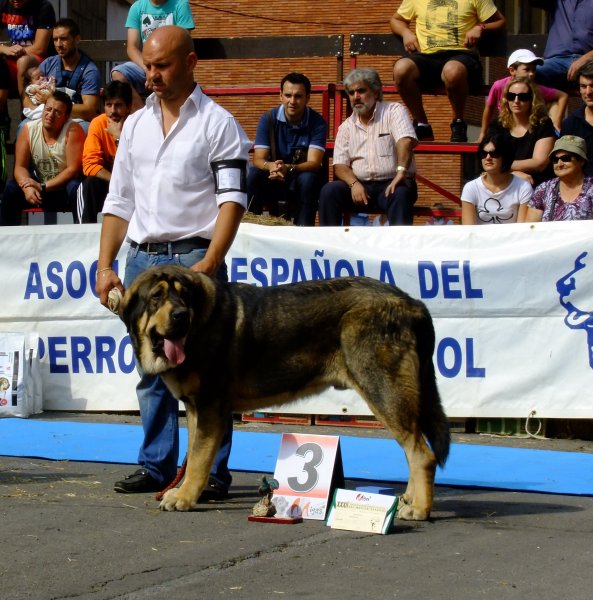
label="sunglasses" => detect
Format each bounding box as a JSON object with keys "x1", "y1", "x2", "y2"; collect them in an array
[
  {"x1": 478, "y1": 149, "x2": 501, "y2": 159},
  {"x1": 506, "y1": 91, "x2": 533, "y2": 102},
  {"x1": 551, "y1": 154, "x2": 576, "y2": 164}
]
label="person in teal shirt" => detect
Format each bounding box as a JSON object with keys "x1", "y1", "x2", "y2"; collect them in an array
[{"x1": 111, "y1": 0, "x2": 194, "y2": 111}]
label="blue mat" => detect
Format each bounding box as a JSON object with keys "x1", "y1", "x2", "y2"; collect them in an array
[{"x1": 1, "y1": 418, "x2": 592, "y2": 496}]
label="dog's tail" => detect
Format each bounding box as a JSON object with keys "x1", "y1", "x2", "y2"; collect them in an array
[{"x1": 415, "y1": 310, "x2": 450, "y2": 467}]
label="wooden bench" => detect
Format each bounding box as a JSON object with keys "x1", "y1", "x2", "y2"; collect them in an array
[{"x1": 80, "y1": 35, "x2": 344, "y2": 126}]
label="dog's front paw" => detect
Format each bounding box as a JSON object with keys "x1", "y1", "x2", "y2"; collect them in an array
[{"x1": 159, "y1": 488, "x2": 198, "y2": 512}]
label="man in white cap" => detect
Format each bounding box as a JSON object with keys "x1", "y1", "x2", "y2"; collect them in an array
[{"x1": 477, "y1": 48, "x2": 568, "y2": 142}]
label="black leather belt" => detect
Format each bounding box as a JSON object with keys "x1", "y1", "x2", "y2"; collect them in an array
[{"x1": 131, "y1": 236, "x2": 210, "y2": 254}]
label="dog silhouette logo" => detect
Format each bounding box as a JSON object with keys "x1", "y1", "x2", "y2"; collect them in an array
[{"x1": 556, "y1": 252, "x2": 593, "y2": 368}]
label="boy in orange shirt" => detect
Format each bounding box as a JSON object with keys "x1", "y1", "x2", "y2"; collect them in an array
[{"x1": 76, "y1": 81, "x2": 132, "y2": 222}]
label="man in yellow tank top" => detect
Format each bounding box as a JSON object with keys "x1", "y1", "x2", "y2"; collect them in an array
[
  {"x1": 391, "y1": 0, "x2": 506, "y2": 142},
  {"x1": 0, "y1": 89, "x2": 85, "y2": 225}
]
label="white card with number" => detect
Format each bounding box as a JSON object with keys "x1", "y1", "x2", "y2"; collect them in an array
[{"x1": 272, "y1": 433, "x2": 342, "y2": 520}]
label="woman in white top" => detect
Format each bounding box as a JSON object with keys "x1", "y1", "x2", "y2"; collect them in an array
[{"x1": 461, "y1": 131, "x2": 533, "y2": 224}]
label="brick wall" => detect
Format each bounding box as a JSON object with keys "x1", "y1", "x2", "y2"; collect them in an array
[{"x1": 189, "y1": 0, "x2": 478, "y2": 210}]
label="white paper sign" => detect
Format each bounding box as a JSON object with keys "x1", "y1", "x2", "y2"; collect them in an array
[
  {"x1": 272, "y1": 433, "x2": 343, "y2": 520},
  {"x1": 326, "y1": 488, "x2": 399, "y2": 534}
]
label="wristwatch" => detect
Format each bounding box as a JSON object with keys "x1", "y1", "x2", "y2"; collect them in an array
[
  {"x1": 40, "y1": 181, "x2": 46, "y2": 192},
  {"x1": 396, "y1": 165, "x2": 407, "y2": 174}
]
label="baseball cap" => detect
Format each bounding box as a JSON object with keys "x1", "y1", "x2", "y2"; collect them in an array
[
  {"x1": 549, "y1": 135, "x2": 588, "y2": 161},
  {"x1": 507, "y1": 49, "x2": 544, "y2": 68}
]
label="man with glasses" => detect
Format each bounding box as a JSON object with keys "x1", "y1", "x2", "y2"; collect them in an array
[{"x1": 0, "y1": 90, "x2": 85, "y2": 225}]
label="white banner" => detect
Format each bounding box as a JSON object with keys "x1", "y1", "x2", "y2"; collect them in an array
[{"x1": 0, "y1": 221, "x2": 592, "y2": 418}]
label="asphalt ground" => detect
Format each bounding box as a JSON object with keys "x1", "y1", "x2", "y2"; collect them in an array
[{"x1": 1, "y1": 413, "x2": 593, "y2": 600}]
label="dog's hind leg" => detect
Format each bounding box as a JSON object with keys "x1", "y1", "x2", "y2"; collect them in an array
[
  {"x1": 160, "y1": 402, "x2": 225, "y2": 512},
  {"x1": 342, "y1": 327, "x2": 438, "y2": 520}
]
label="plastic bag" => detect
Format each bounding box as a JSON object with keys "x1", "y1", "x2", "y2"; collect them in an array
[{"x1": 0, "y1": 332, "x2": 43, "y2": 418}]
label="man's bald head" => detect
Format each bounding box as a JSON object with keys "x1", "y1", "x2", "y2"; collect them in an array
[
  {"x1": 142, "y1": 25, "x2": 197, "y2": 104},
  {"x1": 144, "y1": 25, "x2": 195, "y2": 57}
]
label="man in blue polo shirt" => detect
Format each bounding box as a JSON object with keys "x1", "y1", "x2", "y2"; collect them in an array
[
  {"x1": 22, "y1": 18, "x2": 100, "y2": 131},
  {"x1": 247, "y1": 72, "x2": 327, "y2": 226}
]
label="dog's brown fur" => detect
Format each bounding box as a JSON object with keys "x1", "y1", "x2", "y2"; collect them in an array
[{"x1": 119, "y1": 265, "x2": 450, "y2": 519}]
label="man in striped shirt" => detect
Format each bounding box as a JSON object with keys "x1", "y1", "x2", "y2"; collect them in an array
[{"x1": 319, "y1": 67, "x2": 418, "y2": 226}]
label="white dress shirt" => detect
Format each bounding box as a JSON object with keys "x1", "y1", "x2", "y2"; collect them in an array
[
  {"x1": 333, "y1": 101, "x2": 417, "y2": 181},
  {"x1": 103, "y1": 84, "x2": 252, "y2": 243}
]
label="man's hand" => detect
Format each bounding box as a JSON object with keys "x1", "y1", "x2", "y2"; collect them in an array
[
  {"x1": 464, "y1": 25, "x2": 483, "y2": 49},
  {"x1": 33, "y1": 87, "x2": 52, "y2": 105},
  {"x1": 96, "y1": 268, "x2": 124, "y2": 308},
  {"x1": 384, "y1": 172, "x2": 409, "y2": 197},
  {"x1": 2, "y1": 44, "x2": 26, "y2": 58},
  {"x1": 401, "y1": 30, "x2": 420, "y2": 53},
  {"x1": 268, "y1": 160, "x2": 286, "y2": 181},
  {"x1": 105, "y1": 118, "x2": 123, "y2": 141},
  {"x1": 21, "y1": 179, "x2": 42, "y2": 206},
  {"x1": 567, "y1": 55, "x2": 589, "y2": 81},
  {"x1": 350, "y1": 180, "x2": 369, "y2": 206}
]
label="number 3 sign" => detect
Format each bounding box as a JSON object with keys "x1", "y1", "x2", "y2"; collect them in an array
[{"x1": 272, "y1": 433, "x2": 344, "y2": 520}]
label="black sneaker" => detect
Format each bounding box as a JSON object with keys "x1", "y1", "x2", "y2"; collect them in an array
[
  {"x1": 114, "y1": 468, "x2": 163, "y2": 493},
  {"x1": 450, "y1": 119, "x2": 468, "y2": 142},
  {"x1": 198, "y1": 478, "x2": 230, "y2": 502},
  {"x1": 413, "y1": 121, "x2": 434, "y2": 141}
]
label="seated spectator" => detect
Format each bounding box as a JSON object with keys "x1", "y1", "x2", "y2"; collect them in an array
[
  {"x1": 533, "y1": 0, "x2": 593, "y2": 91},
  {"x1": 318, "y1": 68, "x2": 418, "y2": 226},
  {"x1": 247, "y1": 72, "x2": 327, "y2": 226},
  {"x1": 461, "y1": 131, "x2": 532, "y2": 224},
  {"x1": 0, "y1": 0, "x2": 55, "y2": 101},
  {"x1": 0, "y1": 90, "x2": 85, "y2": 225},
  {"x1": 111, "y1": 0, "x2": 194, "y2": 112},
  {"x1": 524, "y1": 135, "x2": 593, "y2": 221},
  {"x1": 478, "y1": 49, "x2": 568, "y2": 142},
  {"x1": 390, "y1": 0, "x2": 505, "y2": 142},
  {"x1": 22, "y1": 18, "x2": 100, "y2": 131},
  {"x1": 76, "y1": 81, "x2": 132, "y2": 223},
  {"x1": 560, "y1": 59, "x2": 593, "y2": 176},
  {"x1": 487, "y1": 77, "x2": 556, "y2": 187}
]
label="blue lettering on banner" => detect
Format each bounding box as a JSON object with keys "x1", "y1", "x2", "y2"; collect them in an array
[
  {"x1": 379, "y1": 260, "x2": 396, "y2": 286},
  {"x1": 38, "y1": 335, "x2": 135, "y2": 374},
  {"x1": 418, "y1": 260, "x2": 483, "y2": 299},
  {"x1": 230, "y1": 253, "x2": 367, "y2": 286},
  {"x1": 437, "y1": 337, "x2": 486, "y2": 378},
  {"x1": 24, "y1": 260, "x2": 119, "y2": 300},
  {"x1": 231, "y1": 256, "x2": 484, "y2": 299}
]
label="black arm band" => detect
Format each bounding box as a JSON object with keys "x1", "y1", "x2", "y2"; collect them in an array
[{"x1": 211, "y1": 159, "x2": 248, "y2": 194}]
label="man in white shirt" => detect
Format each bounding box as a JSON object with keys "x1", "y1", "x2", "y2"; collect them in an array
[
  {"x1": 319, "y1": 68, "x2": 418, "y2": 226},
  {"x1": 96, "y1": 26, "x2": 251, "y2": 498}
]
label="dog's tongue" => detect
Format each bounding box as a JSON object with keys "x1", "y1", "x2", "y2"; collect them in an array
[{"x1": 164, "y1": 338, "x2": 185, "y2": 366}]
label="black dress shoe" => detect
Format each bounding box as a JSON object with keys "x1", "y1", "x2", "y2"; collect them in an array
[
  {"x1": 198, "y1": 478, "x2": 230, "y2": 502},
  {"x1": 114, "y1": 468, "x2": 163, "y2": 493}
]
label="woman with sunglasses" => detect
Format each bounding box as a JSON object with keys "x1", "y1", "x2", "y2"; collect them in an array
[
  {"x1": 487, "y1": 76, "x2": 556, "y2": 187},
  {"x1": 524, "y1": 135, "x2": 593, "y2": 221},
  {"x1": 462, "y1": 132, "x2": 533, "y2": 224}
]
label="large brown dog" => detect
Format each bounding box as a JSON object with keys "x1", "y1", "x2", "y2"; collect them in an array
[{"x1": 118, "y1": 265, "x2": 450, "y2": 519}]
